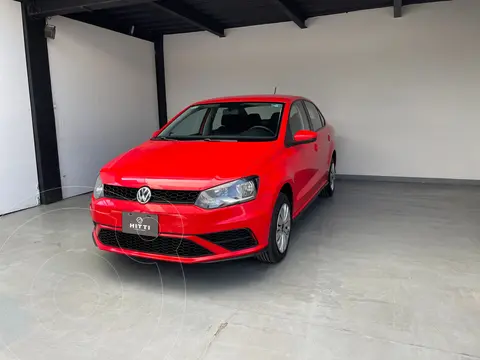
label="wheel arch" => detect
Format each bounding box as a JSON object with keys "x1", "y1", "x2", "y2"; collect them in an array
[
  {"x1": 271, "y1": 180, "x2": 294, "y2": 215},
  {"x1": 279, "y1": 182, "x2": 293, "y2": 207}
]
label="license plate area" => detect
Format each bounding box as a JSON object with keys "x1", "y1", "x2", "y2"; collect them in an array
[{"x1": 122, "y1": 212, "x2": 158, "y2": 237}]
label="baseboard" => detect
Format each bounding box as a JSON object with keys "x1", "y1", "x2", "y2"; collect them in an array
[
  {"x1": 337, "y1": 174, "x2": 480, "y2": 186},
  {"x1": 0, "y1": 203, "x2": 39, "y2": 217}
]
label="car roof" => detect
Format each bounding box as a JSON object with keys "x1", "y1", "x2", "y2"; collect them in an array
[{"x1": 193, "y1": 94, "x2": 304, "y2": 105}]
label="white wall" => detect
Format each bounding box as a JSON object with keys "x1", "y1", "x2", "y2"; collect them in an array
[
  {"x1": 164, "y1": 0, "x2": 480, "y2": 180},
  {"x1": 47, "y1": 17, "x2": 159, "y2": 198},
  {"x1": 0, "y1": 0, "x2": 39, "y2": 215}
]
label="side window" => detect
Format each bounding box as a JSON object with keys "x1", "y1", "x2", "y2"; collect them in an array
[
  {"x1": 304, "y1": 101, "x2": 324, "y2": 131},
  {"x1": 288, "y1": 102, "x2": 311, "y2": 137},
  {"x1": 169, "y1": 108, "x2": 208, "y2": 135},
  {"x1": 211, "y1": 108, "x2": 225, "y2": 132},
  {"x1": 318, "y1": 109, "x2": 326, "y2": 127}
]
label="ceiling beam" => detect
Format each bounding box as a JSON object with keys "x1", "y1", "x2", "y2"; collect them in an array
[
  {"x1": 275, "y1": 0, "x2": 307, "y2": 29},
  {"x1": 67, "y1": 10, "x2": 159, "y2": 41},
  {"x1": 147, "y1": 0, "x2": 225, "y2": 37},
  {"x1": 394, "y1": 0, "x2": 402, "y2": 18},
  {"x1": 27, "y1": 0, "x2": 156, "y2": 17}
]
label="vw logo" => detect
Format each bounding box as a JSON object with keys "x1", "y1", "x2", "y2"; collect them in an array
[{"x1": 136, "y1": 187, "x2": 152, "y2": 204}]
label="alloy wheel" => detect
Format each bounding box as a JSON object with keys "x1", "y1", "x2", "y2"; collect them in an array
[
  {"x1": 276, "y1": 203, "x2": 291, "y2": 253},
  {"x1": 330, "y1": 163, "x2": 336, "y2": 191}
]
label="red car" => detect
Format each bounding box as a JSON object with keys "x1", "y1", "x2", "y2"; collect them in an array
[{"x1": 90, "y1": 95, "x2": 336, "y2": 264}]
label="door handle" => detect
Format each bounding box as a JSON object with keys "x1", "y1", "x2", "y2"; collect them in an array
[
  {"x1": 314, "y1": 144, "x2": 318, "y2": 151},
  {"x1": 328, "y1": 134, "x2": 331, "y2": 142}
]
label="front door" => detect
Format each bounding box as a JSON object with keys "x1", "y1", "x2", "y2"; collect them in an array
[{"x1": 285, "y1": 101, "x2": 317, "y2": 213}]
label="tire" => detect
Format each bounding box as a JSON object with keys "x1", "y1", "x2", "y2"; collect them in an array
[
  {"x1": 256, "y1": 193, "x2": 292, "y2": 264},
  {"x1": 321, "y1": 159, "x2": 336, "y2": 198}
]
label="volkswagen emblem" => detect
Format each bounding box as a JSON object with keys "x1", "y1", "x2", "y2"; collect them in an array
[{"x1": 136, "y1": 187, "x2": 152, "y2": 204}]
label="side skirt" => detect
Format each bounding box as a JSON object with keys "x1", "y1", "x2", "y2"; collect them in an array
[{"x1": 292, "y1": 180, "x2": 328, "y2": 222}]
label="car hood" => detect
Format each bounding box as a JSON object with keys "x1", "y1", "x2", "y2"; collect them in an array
[{"x1": 101, "y1": 140, "x2": 279, "y2": 190}]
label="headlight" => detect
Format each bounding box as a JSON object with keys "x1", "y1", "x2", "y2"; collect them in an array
[
  {"x1": 93, "y1": 175, "x2": 104, "y2": 199},
  {"x1": 195, "y1": 177, "x2": 259, "y2": 209}
]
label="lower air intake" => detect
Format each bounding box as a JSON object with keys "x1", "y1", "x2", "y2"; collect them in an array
[
  {"x1": 98, "y1": 229, "x2": 212, "y2": 258},
  {"x1": 199, "y1": 229, "x2": 258, "y2": 251}
]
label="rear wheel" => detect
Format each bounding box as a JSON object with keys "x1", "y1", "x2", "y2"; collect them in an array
[
  {"x1": 256, "y1": 193, "x2": 292, "y2": 264},
  {"x1": 321, "y1": 159, "x2": 336, "y2": 197}
]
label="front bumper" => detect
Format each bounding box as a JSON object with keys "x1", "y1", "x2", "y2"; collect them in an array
[{"x1": 90, "y1": 197, "x2": 271, "y2": 263}]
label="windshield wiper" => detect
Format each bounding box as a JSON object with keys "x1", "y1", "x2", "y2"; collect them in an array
[
  {"x1": 202, "y1": 138, "x2": 238, "y2": 142},
  {"x1": 151, "y1": 136, "x2": 178, "y2": 141},
  {"x1": 154, "y1": 136, "x2": 238, "y2": 142}
]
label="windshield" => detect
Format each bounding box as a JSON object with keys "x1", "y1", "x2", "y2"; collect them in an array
[{"x1": 156, "y1": 102, "x2": 284, "y2": 141}]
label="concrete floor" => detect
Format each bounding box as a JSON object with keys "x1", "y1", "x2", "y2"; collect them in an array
[{"x1": 1, "y1": 180, "x2": 480, "y2": 360}]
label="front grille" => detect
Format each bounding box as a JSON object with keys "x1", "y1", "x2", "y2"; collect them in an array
[
  {"x1": 104, "y1": 185, "x2": 200, "y2": 204},
  {"x1": 98, "y1": 229, "x2": 212, "y2": 257},
  {"x1": 199, "y1": 229, "x2": 257, "y2": 252}
]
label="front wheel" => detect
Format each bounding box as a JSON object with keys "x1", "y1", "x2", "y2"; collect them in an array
[
  {"x1": 321, "y1": 160, "x2": 336, "y2": 197},
  {"x1": 256, "y1": 193, "x2": 292, "y2": 264}
]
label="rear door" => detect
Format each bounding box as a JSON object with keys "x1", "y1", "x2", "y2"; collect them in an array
[
  {"x1": 285, "y1": 101, "x2": 317, "y2": 213},
  {"x1": 303, "y1": 100, "x2": 330, "y2": 187}
]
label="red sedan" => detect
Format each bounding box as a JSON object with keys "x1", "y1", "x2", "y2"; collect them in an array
[{"x1": 90, "y1": 95, "x2": 336, "y2": 264}]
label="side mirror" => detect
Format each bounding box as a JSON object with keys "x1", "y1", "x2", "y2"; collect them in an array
[
  {"x1": 151, "y1": 130, "x2": 161, "y2": 138},
  {"x1": 293, "y1": 130, "x2": 317, "y2": 145}
]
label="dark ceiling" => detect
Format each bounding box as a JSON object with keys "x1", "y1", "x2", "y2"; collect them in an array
[{"x1": 23, "y1": 0, "x2": 447, "y2": 42}]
